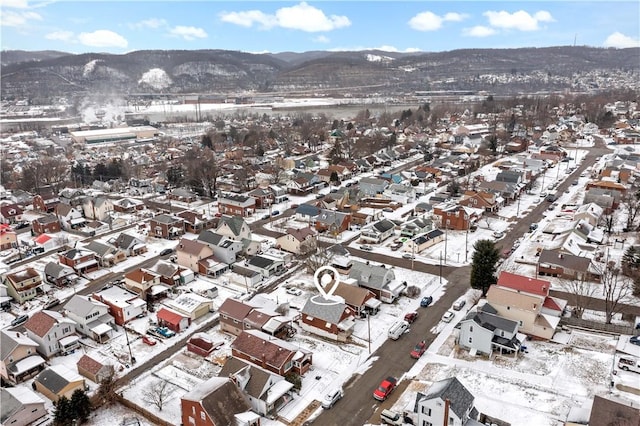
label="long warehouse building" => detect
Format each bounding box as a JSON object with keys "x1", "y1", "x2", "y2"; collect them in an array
[{"x1": 69, "y1": 126, "x2": 159, "y2": 144}]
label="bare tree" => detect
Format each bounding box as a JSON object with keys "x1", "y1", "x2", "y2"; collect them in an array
[
  {"x1": 303, "y1": 242, "x2": 333, "y2": 274},
  {"x1": 142, "y1": 379, "x2": 174, "y2": 412},
  {"x1": 561, "y1": 277, "x2": 598, "y2": 319},
  {"x1": 594, "y1": 260, "x2": 633, "y2": 324},
  {"x1": 622, "y1": 189, "x2": 640, "y2": 231}
]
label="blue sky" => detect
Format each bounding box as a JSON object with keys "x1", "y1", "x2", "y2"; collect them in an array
[{"x1": 1, "y1": 1, "x2": 639, "y2": 54}]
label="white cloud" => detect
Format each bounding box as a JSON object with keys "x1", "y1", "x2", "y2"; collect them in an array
[
  {"x1": 78, "y1": 30, "x2": 128, "y2": 48},
  {"x1": 0, "y1": 10, "x2": 41, "y2": 27},
  {"x1": 129, "y1": 18, "x2": 167, "y2": 30},
  {"x1": 409, "y1": 11, "x2": 467, "y2": 32},
  {"x1": 483, "y1": 10, "x2": 554, "y2": 32},
  {"x1": 168, "y1": 26, "x2": 207, "y2": 41},
  {"x1": 45, "y1": 30, "x2": 74, "y2": 41},
  {"x1": 219, "y1": 10, "x2": 276, "y2": 29},
  {"x1": 220, "y1": 2, "x2": 350, "y2": 32},
  {"x1": 603, "y1": 32, "x2": 640, "y2": 48},
  {"x1": 1, "y1": 0, "x2": 30, "y2": 8},
  {"x1": 464, "y1": 26, "x2": 496, "y2": 37},
  {"x1": 275, "y1": 2, "x2": 350, "y2": 32},
  {"x1": 313, "y1": 35, "x2": 330, "y2": 44},
  {"x1": 443, "y1": 12, "x2": 468, "y2": 22}
]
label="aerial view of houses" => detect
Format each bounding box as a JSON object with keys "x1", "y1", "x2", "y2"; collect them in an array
[{"x1": 1, "y1": 4, "x2": 640, "y2": 425}]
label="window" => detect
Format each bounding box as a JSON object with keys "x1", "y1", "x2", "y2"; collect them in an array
[
  {"x1": 507, "y1": 306, "x2": 510, "y2": 310},
  {"x1": 449, "y1": 417, "x2": 454, "y2": 425},
  {"x1": 423, "y1": 422, "x2": 433, "y2": 426},
  {"x1": 187, "y1": 416, "x2": 195, "y2": 425},
  {"x1": 501, "y1": 331, "x2": 505, "y2": 337},
  {"x1": 325, "y1": 322, "x2": 332, "y2": 328},
  {"x1": 469, "y1": 326, "x2": 473, "y2": 332},
  {"x1": 468, "y1": 337, "x2": 473, "y2": 343},
  {"x1": 192, "y1": 406, "x2": 195, "y2": 415},
  {"x1": 200, "y1": 411, "x2": 206, "y2": 421}
]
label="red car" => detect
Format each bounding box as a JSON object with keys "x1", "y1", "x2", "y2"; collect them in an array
[
  {"x1": 142, "y1": 336, "x2": 157, "y2": 346},
  {"x1": 404, "y1": 311, "x2": 418, "y2": 324},
  {"x1": 373, "y1": 376, "x2": 397, "y2": 401},
  {"x1": 410, "y1": 341, "x2": 427, "y2": 359}
]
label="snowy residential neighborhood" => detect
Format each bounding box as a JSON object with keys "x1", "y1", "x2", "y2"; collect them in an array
[{"x1": 1, "y1": 95, "x2": 640, "y2": 426}]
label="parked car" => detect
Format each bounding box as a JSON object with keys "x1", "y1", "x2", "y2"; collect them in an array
[
  {"x1": 492, "y1": 231, "x2": 505, "y2": 239},
  {"x1": 373, "y1": 376, "x2": 397, "y2": 401},
  {"x1": 271, "y1": 210, "x2": 280, "y2": 216},
  {"x1": 286, "y1": 287, "x2": 302, "y2": 296},
  {"x1": 404, "y1": 311, "x2": 418, "y2": 324},
  {"x1": 452, "y1": 300, "x2": 466, "y2": 311},
  {"x1": 380, "y1": 409, "x2": 403, "y2": 425},
  {"x1": 382, "y1": 207, "x2": 394, "y2": 213},
  {"x1": 154, "y1": 326, "x2": 176, "y2": 338},
  {"x1": 142, "y1": 336, "x2": 157, "y2": 346},
  {"x1": 13, "y1": 221, "x2": 29, "y2": 230},
  {"x1": 159, "y1": 248, "x2": 174, "y2": 256},
  {"x1": 442, "y1": 311, "x2": 455, "y2": 323},
  {"x1": 43, "y1": 298, "x2": 61, "y2": 310},
  {"x1": 529, "y1": 223, "x2": 538, "y2": 231},
  {"x1": 360, "y1": 244, "x2": 373, "y2": 251},
  {"x1": 420, "y1": 296, "x2": 433, "y2": 307},
  {"x1": 402, "y1": 253, "x2": 415, "y2": 260},
  {"x1": 11, "y1": 314, "x2": 29, "y2": 327},
  {"x1": 410, "y1": 341, "x2": 427, "y2": 359},
  {"x1": 630, "y1": 335, "x2": 640, "y2": 346},
  {"x1": 321, "y1": 388, "x2": 344, "y2": 409},
  {"x1": 261, "y1": 214, "x2": 271, "y2": 220}
]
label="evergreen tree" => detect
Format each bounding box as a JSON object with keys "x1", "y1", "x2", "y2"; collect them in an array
[
  {"x1": 70, "y1": 389, "x2": 92, "y2": 424},
  {"x1": 54, "y1": 396, "x2": 73, "y2": 426},
  {"x1": 470, "y1": 239, "x2": 500, "y2": 296}
]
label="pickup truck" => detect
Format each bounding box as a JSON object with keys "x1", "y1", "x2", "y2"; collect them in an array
[
  {"x1": 152, "y1": 326, "x2": 176, "y2": 338},
  {"x1": 373, "y1": 376, "x2": 397, "y2": 401}
]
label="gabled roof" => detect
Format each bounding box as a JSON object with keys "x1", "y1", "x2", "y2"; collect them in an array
[
  {"x1": 294, "y1": 203, "x2": 320, "y2": 216},
  {"x1": 35, "y1": 365, "x2": 83, "y2": 393},
  {"x1": 182, "y1": 377, "x2": 251, "y2": 424},
  {"x1": 300, "y1": 296, "x2": 350, "y2": 323},
  {"x1": 219, "y1": 358, "x2": 276, "y2": 400},
  {"x1": 247, "y1": 255, "x2": 276, "y2": 269},
  {"x1": 496, "y1": 271, "x2": 550, "y2": 297},
  {"x1": 77, "y1": 354, "x2": 108, "y2": 376},
  {"x1": 112, "y1": 233, "x2": 143, "y2": 249},
  {"x1": 218, "y1": 298, "x2": 256, "y2": 320},
  {"x1": 283, "y1": 227, "x2": 316, "y2": 242},
  {"x1": 24, "y1": 310, "x2": 74, "y2": 338},
  {"x1": 64, "y1": 294, "x2": 109, "y2": 318},
  {"x1": 1, "y1": 386, "x2": 44, "y2": 422},
  {"x1": 348, "y1": 260, "x2": 393, "y2": 290},
  {"x1": 124, "y1": 268, "x2": 159, "y2": 284},
  {"x1": 197, "y1": 230, "x2": 224, "y2": 246},
  {"x1": 1, "y1": 330, "x2": 38, "y2": 361},
  {"x1": 232, "y1": 330, "x2": 296, "y2": 370},
  {"x1": 177, "y1": 238, "x2": 211, "y2": 257},
  {"x1": 84, "y1": 240, "x2": 116, "y2": 257},
  {"x1": 218, "y1": 215, "x2": 247, "y2": 237},
  {"x1": 463, "y1": 305, "x2": 518, "y2": 334},
  {"x1": 372, "y1": 219, "x2": 395, "y2": 233},
  {"x1": 414, "y1": 377, "x2": 474, "y2": 419},
  {"x1": 44, "y1": 262, "x2": 75, "y2": 278}
]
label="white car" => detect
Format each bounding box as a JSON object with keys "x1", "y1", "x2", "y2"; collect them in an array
[
  {"x1": 442, "y1": 311, "x2": 455, "y2": 323},
  {"x1": 286, "y1": 287, "x2": 302, "y2": 296},
  {"x1": 322, "y1": 388, "x2": 344, "y2": 409},
  {"x1": 402, "y1": 253, "x2": 415, "y2": 260},
  {"x1": 492, "y1": 231, "x2": 505, "y2": 239}
]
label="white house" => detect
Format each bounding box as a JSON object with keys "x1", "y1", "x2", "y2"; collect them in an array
[{"x1": 411, "y1": 377, "x2": 477, "y2": 426}]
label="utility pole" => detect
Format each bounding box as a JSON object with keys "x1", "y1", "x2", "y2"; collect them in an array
[{"x1": 439, "y1": 252, "x2": 442, "y2": 284}]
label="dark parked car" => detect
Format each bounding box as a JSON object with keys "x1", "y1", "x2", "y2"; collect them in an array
[
  {"x1": 11, "y1": 314, "x2": 29, "y2": 327},
  {"x1": 159, "y1": 248, "x2": 174, "y2": 256},
  {"x1": 630, "y1": 335, "x2": 640, "y2": 346},
  {"x1": 420, "y1": 296, "x2": 433, "y2": 307},
  {"x1": 404, "y1": 311, "x2": 418, "y2": 324},
  {"x1": 410, "y1": 341, "x2": 427, "y2": 359}
]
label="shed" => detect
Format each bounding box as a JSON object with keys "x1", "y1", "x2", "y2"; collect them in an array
[{"x1": 157, "y1": 307, "x2": 191, "y2": 333}]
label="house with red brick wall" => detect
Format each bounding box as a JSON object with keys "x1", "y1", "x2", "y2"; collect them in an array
[
  {"x1": 180, "y1": 377, "x2": 254, "y2": 426},
  {"x1": 58, "y1": 248, "x2": 99, "y2": 275},
  {"x1": 149, "y1": 214, "x2": 185, "y2": 239},
  {"x1": 177, "y1": 210, "x2": 215, "y2": 234},
  {"x1": 32, "y1": 189, "x2": 59, "y2": 213},
  {"x1": 432, "y1": 202, "x2": 482, "y2": 230},
  {"x1": 231, "y1": 329, "x2": 312, "y2": 376},
  {"x1": 31, "y1": 215, "x2": 61, "y2": 235},
  {"x1": 218, "y1": 193, "x2": 256, "y2": 218}
]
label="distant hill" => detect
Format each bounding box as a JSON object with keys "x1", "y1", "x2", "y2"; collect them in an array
[
  {"x1": 1, "y1": 46, "x2": 638, "y2": 100},
  {"x1": 1, "y1": 50, "x2": 73, "y2": 66}
]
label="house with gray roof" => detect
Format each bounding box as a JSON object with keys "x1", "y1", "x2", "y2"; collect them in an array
[
  {"x1": 1, "y1": 330, "x2": 46, "y2": 384},
  {"x1": 216, "y1": 215, "x2": 252, "y2": 241},
  {"x1": 294, "y1": 203, "x2": 320, "y2": 222},
  {"x1": 314, "y1": 209, "x2": 351, "y2": 235},
  {"x1": 411, "y1": 377, "x2": 479, "y2": 426},
  {"x1": 457, "y1": 303, "x2": 522, "y2": 358},
  {"x1": 348, "y1": 260, "x2": 404, "y2": 303},
  {"x1": 197, "y1": 230, "x2": 243, "y2": 264},
  {"x1": 149, "y1": 214, "x2": 185, "y2": 239},
  {"x1": 43, "y1": 262, "x2": 77, "y2": 287},
  {"x1": 404, "y1": 229, "x2": 445, "y2": 254},
  {"x1": 219, "y1": 357, "x2": 294, "y2": 417},
  {"x1": 360, "y1": 218, "x2": 396, "y2": 244},
  {"x1": 384, "y1": 183, "x2": 416, "y2": 203},
  {"x1": 400, "y1": 216, "x2": 433, "y2": 237},
  {"x1": 0, "y1": 386, "x2": 47, "y2": 426},
  {"x1": 63, "y1": 294, "x2": 114, "y2": 343},
  {"x1": 245, "y1": 255, "x2": 285, "y2": 278},
  {"x1": 81, "y1": 196, "x2": 114, "y2": 221},
  {"x1": 84, "y1": 240, "x2": 125, "y2": 267},
  {"x1": 537, "y1": 249, "x2": 594, "y2": 281},
  {"x1": 109, "y1": 232, "x2": 147, "y2": 256},
  {"x1": 299, "y1": 295, "x2": 356, "y2": 342},
  {"x1": 359, "y1": 177, "x2": 389, "y2": 196},
  {"x1": 33, "y1": 364, "x2": 85, "y2": 402}
]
